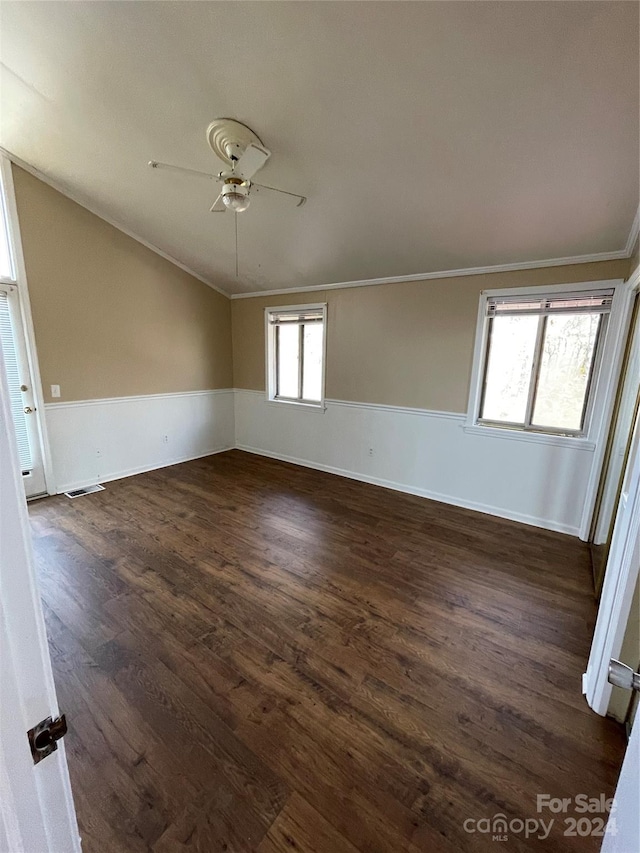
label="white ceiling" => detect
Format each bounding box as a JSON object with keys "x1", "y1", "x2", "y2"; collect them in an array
[{"x1": 1, "y1": 1, "x2": 638, "y2": 296}]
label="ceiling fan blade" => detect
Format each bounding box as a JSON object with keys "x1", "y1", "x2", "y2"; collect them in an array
[
  {"x1": 252, "y1": 182, "x2": 307, "y2": 207},
  {"x1": 210, "y1": 193, "x2": 226, "y2": 213},
  {"x1": 233, "y1": 143, "x2": 271, "y2": 181},
  {"x1": 148, "y1": 160, "x2": 220, "y2": 181}
]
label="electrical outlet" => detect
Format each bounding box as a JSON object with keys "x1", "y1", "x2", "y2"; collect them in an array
[
  {"x1": 96, "y1": 449, "x2": 102, "y2": 458},
  {"x1": 368, "y1": 447, "x2": 374, "y2": 457},
  {"x1": 162, "y1": 434, "x2": 169, "y2": 444},
  {"x1": 51, "y1": 385, "x2": 61, "y2": 398}
]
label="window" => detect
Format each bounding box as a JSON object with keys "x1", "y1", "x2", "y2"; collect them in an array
[
  {"x1": 473, "y1": 289, "x2": 613, "y2": 436},
  {"x1": 266, "y1": 304, "x2": 326, "y2": 407}
]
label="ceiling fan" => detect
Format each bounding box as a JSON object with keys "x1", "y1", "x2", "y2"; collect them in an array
[{"x1": 148, "y1": 118, "x2": 306, "y2": 277}]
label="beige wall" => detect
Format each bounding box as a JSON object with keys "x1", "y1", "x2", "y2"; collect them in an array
[
  {"x1": 232, "y1": 259, "x2": 629, "y2": 412},
  {"x1": 13, "y1": 166, "x2": 232, "y2": 403}
]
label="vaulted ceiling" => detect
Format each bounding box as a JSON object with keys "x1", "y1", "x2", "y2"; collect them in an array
[{"x1": 1, "y1": 1, "x2": 638, "y2": 296}]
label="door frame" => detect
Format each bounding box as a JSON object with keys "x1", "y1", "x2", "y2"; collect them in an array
[
  {"x1": 0, "y1": 154, "x2": 54, "y2": 496},
  {"x1": 578, "y1": 277, "x2": 638, "y2": 540}
]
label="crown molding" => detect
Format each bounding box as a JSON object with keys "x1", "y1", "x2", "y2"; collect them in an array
[
  {"x1": 0, "y1": 148, "x2": 231, "y2": 299},
  {"x1": 4, "y1": 148, "x2": 635, "y2": 303},
  {"x1": 230, "y1": 249, "x2": 631, "y2": 299},
  {"x1": 625, "y1": 204, "x2": 639, "y2": 257}
]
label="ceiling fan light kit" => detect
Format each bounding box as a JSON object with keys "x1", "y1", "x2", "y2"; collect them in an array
[
  {"x1": 149, "y1": 117, "x2": 307, "y2": 275},
  {"x1": 221, "y1": 179, "x2": 251, "y2": 213}
]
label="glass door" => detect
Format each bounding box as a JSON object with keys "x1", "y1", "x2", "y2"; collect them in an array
[{"x1": 0, "y1": 283, "x2": 46, "y2": 497}]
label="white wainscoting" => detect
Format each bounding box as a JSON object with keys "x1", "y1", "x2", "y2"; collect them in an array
[
  {"x1": 44, "y1": 389, "x2": 235, "y2": 494},
  {"x1": 43, "y1": 387, "x2": 598, "y2": 535},
  {"x1": 234, "y1": 390, "x2": 597, "y2": 536}
]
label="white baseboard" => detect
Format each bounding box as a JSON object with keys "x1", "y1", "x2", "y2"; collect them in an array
[
  {"x1": 234, "y1": 390, "x2": 594, "y2": 536},
  {"x1": 45, "y1": 389, "x2": 235, "y2": 494},
  {"x1": 41, "y1": 386, "x2": 594, "y2": 537},
  {"x1": 235, "y1": 443, "x2": 579, "y2": 536},
  {"x1": 54, "y1": 445, "x2": 235, "y2": 495}
]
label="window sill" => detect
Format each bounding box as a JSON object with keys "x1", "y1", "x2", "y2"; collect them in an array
[
  {"x1": 266, "y1": 397, "x2": 327, "y2": 413},
  {"x1": 462, "y1": 422, "x2": 596, "y2": 451}
]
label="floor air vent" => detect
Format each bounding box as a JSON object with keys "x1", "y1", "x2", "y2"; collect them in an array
[{"x1": 64, "y1": 484, "x2": 105, "y2": 499}]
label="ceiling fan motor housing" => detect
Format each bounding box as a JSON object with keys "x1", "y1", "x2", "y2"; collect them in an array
[
  {"x1": 222, "y1": 179, "x2": 249, "y2": 198},
  {"x1": 207, "y1": 118, "x2": 264, "y2": 166}
]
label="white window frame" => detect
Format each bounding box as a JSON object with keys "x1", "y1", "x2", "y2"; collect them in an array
[
  {"x1": 265, "y1": 303, "x2": 327, "y2": 410},
  {"x1": 465, "y1": 280, "x2": 627, "y2": 448}
]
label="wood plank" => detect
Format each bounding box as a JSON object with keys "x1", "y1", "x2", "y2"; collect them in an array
[{"x1": 256, "y1": 793, "x2": 361, "y2": 853}]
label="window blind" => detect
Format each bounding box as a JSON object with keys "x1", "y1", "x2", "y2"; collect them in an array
[
  {"x1": 0, "y1": 291, "x2": 32, "y2": 472},
  {"x1": 486, "y1": 291, "x2": 614, "y2": 317},
  {"x1": 269, "y1": 309, "x2": 324, "y2": 324}
]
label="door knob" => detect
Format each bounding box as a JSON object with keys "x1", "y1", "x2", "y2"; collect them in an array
[
  {"x1": 24, "y1": 406, "x2": 33, "y2": 414},
  {"x1": 27, "y1": 713, "x2": 68, "y2": 765},
  {"x1": 608, "y1": 659, "x2": 640, "y2": 691}
]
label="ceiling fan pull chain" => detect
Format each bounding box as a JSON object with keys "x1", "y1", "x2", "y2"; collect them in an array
[{"x1": 235, "y1": 213, "x2": 239, "y2": 278}]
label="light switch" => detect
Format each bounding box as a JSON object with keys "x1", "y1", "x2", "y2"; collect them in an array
[{"x1": 51, "y1": 385, "x2": 61, "y2": 398}]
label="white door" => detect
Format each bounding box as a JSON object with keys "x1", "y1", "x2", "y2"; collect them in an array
[
  {"x1": 584, "y1": 393, "x2": 640, "y2": 714},
  {"x1": 601, "y1": 714, "x2": 639, "y2": 853},
  {"x1": 0, "y1": 282, "x2": 47, "y2": 496},
  {"x1": 583, "y1": 276, "x2": 640, "y2": 850},
  {"x1": 0, "y1": 339, "x2": 80, "y2": 848}
]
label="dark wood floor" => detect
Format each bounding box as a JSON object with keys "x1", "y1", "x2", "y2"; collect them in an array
[{"x1": 29, "y1": 450, "x2": 625, "y2": 852}]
